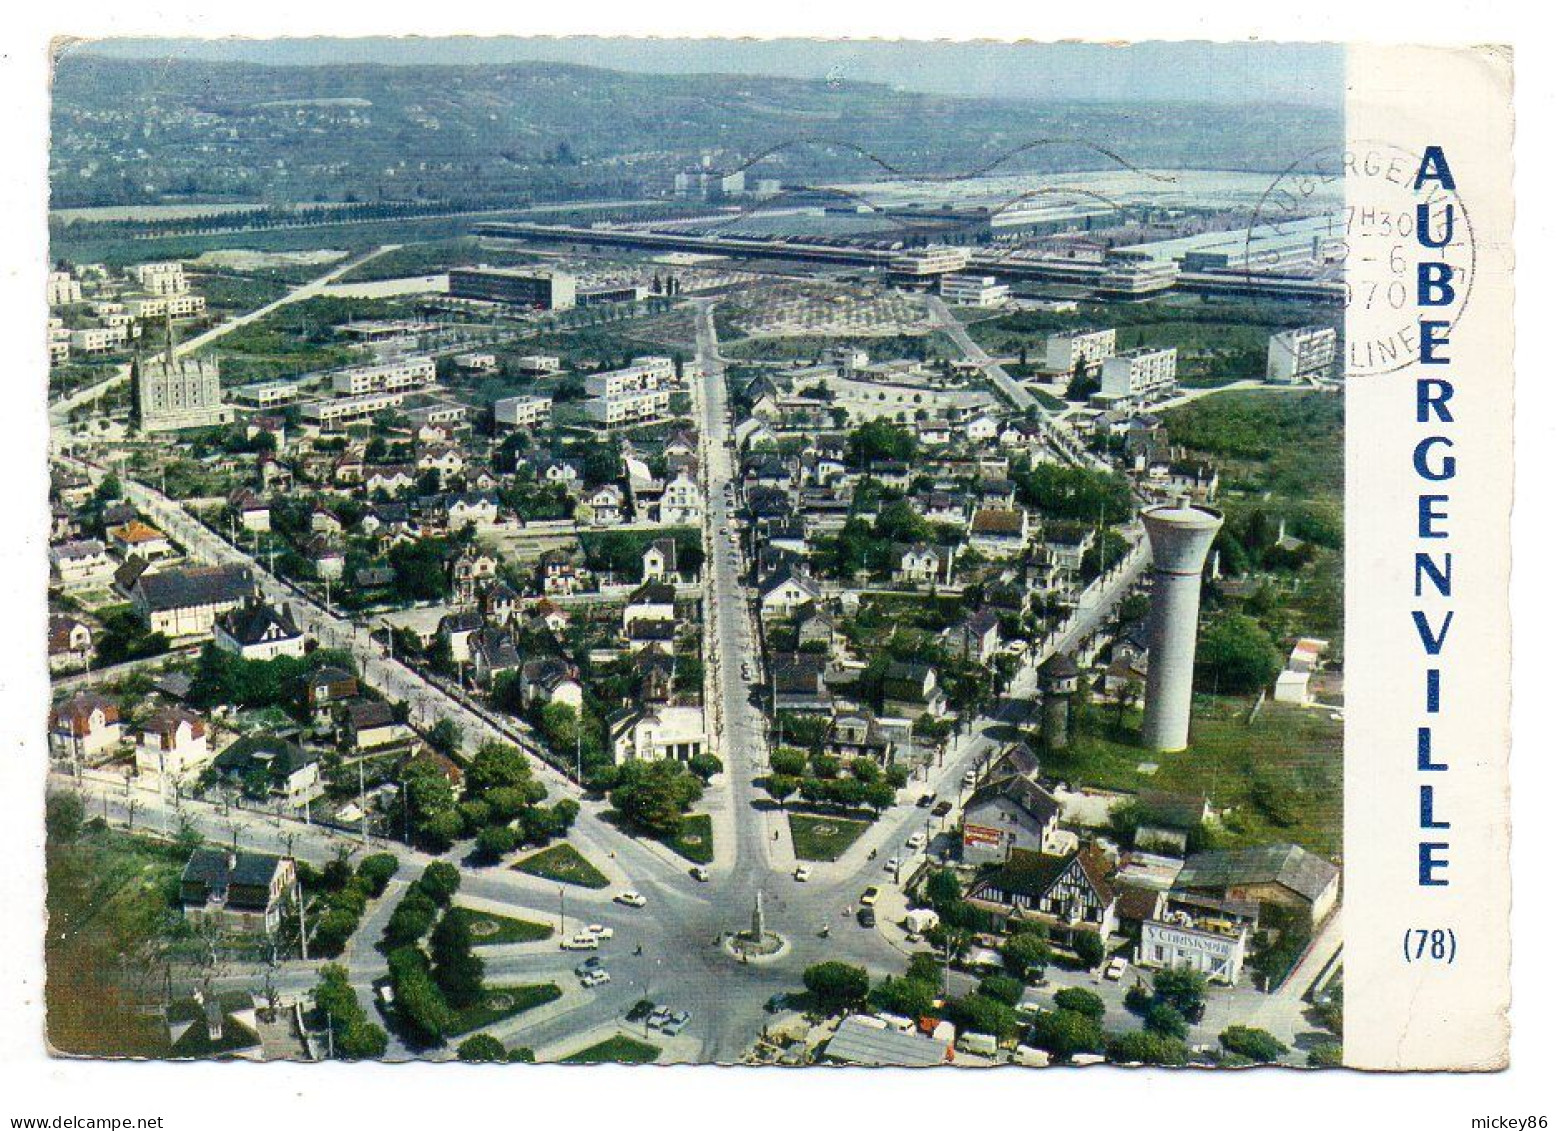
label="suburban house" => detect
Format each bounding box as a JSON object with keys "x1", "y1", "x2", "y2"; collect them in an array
[
  {"x1": 823, "y1": 711, "x2": 895, "y2": 766},
  {"x1": 47, "y1": 614, "x2": 93, "y2": 671},
  {"x1": 164, "y1": 990, "x2": 265, "y2": 1060},
  {"x1": 131, "y1": 564, "x2": 256, "y2": 641},
  {"x1": 48, "y1": 692, "x2": 122, "y2": 765},
  {"x1": 134, "y1": 706, "x2": 210, "y2": 781},
  {"x1": 212, "y1": 734, "x2": 321, "y2": 803},
  {"x1": 949, "y1": 608, "x2": 1002, "y2": 664},
  {"x1": 968, "y1": 845, "x2": 1120, "y2": 949},
  {"x1": 49, "y1": 539, "x2": 117, "y2": 590},
  {"x1": 344, "y1": 700, "x2": 411, "y2": 751},
  {"x1": 894, "y1": 543, "x2": 953, "y2": 585},
  {"x1": 179, "y1": 849, "x2": 298, "y2": 936},
  {"x1": 214, "y1": 600, "x2": 307, "y2": 661},
  {"x1": 468, "y1": 625, "x2": 523, "y2": 686},
  {"x1": 961, "y1": 774, "x2": 1065, "y2": 864},
  {"x1": 967, "y1": 507, "x2": 1030, "y2": 558},
  {"x1": 106, "y1": 519, "x2": 174, "y2": 562},
  {"x1": 642, "y1": 538, "x2": 680, "y2": 583},
  {"x1": 519, "y1": 657, "x2": 584, "y2": 711},
  {"x1": 882, "y1": 661, "x2": 947, "y2": 721},
  {"x1": 304, "y1": 666, "x2": 359, "y2": 723},
  {"x1": 759, "y1": 566, "x2": 820, "y2": 621}
]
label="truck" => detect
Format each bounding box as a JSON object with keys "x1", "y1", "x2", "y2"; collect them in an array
[{"x1": 903, "y1": 909, "x2": 941, "y2": 935}]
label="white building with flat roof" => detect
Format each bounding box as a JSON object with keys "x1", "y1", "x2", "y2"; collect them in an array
[
  {"x1": 940, "y1": 274, "x2": 1010, "y2": 307},
  {"x1": 1045, "y1": 328, "x2": 1117, "y2": 372},
  {"x1": 587, "y1": 387, "x2": 672, "y2": 428},
  {"x1": 494, "y1": 394, "x2": 553, "y2": 430},
  {"x1": 1266, "y1": 326, "x2": 1338, "y2": 383},
  {"x1": 1101, "y1": 347, "x2": 1178, "y2": 400},
  {"x1": 302, "y1": 391, "x2": 406, "y2": 429},
  {"x1": 611, "y1": 705, "x2": 708, "y2": 765},
  {"x1": 889, "y1": 245, "x2": 972, "y2": 281},
  {"x1": 330, "y1": 356, "x2": 437, "y2": 397},
  {"x1": 46, "y1": 271, "x2": 82, "y2": 307}
]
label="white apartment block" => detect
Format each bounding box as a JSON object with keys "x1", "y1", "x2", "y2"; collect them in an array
[
  {"x1": 128, "y1": 262, "x2": 190, "y2": 295},
  {"x1": 940, "y1": 274, "x2": 1010, "y2": 307},
  {"x1": 584, "y1": 359, "x2": 672, "y2": 398},
  {"x1": 302, "y1": 391, "x2": 407, "y2": 428},
  {"x1": 889, "y1": 245, "x2": 972, "y2": 279},
  {"x1": 1266, "y1": 325, "x2": 1338, "y2": 383},
  {"x1": 1045, "y1": 328, "x2": 1117, "y2": 372},
  {"x1": 1100, "y1": 347, "x2": 1179, "y2": 400},
  {"x1": 230, "y1": 379, "x2": 307, "y2": 409},
  {"x1": 512, "y1": 354, "x2": 562, "y2": 374},
  {"x1": 46, "y1": 271, "x2": 83, "y2": 307},
  {"x1": 69, "y1": 324, "x2": 132, "y2": 354},
  {"x1": 494, "y1": 394, "x2": 554, "y2": 430},
  {"x1": 330, "y1": 356, "x2": 437, "y2": 396},
  {"x1": 587, "y1": 387, "x2": 672, "y2": 428},
  {"x1": 126, "y1": 292, "x2": 207, "y2": 320}
]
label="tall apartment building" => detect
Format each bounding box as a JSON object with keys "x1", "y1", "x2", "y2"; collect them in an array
[
  {"x1": 126, "y1": 293, "x2": 207, "y2": 320},
  {"x1": 448, "y1": 266, "x2": 577, "y2": 311},
  {"x1": 586, "y1": 387, "x2": 672, "y2": 428},
  {"x1": 1100, "y1": 347, "x2": 1179, "y2": 400},
  {"x1": 329, "y1": 356, "x2": 437, "y2": 396},
  {"x1": 128, "y1": 262, "x2": 190, "y2": 295},
  {"x1": 584, "y1": 359, "x2": 671, "y2": 398},
  {"x1": 1045, "y1": 328, "x2": 1118, "y2": 373},
  {"x1": 1266, "y1": 325, "x2": 1338, "y2": 383},
  {"x1": 46, "y1": 271, "x2": 82, "y2": 307},
  {"x1": 133, "y1": 351, "x2": 232, "y2": 433}
]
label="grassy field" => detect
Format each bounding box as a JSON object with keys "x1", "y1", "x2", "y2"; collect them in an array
[
  {"x1": 788, "y1": 813, "x2": 871, "y2": 862},
  {"x1": 661, "y1": 814, "x2": 714, "y2": 865},
  {"x1": 464, "y1": 910, "x2": 555, "y2": 946},
  {"x1": 513, "y1": 843, "x2": 610, "y2": 889},
  {"x1": 445, "y1": 983, "x2": 562, "y2": 1038},
  {"x1": 561, "y1": 1034, "x2": 662, "y2": 1064},
  {"x1": 1048, "y1": 697, "x2": 1342, "y2": 857}
]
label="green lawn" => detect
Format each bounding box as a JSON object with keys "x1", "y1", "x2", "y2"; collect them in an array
[
  {"x1": 1048, "y1": 697, "x2": 1343, "y2": 857},
  {"x1": 464, "y1": 910, "x2": 555, "y2": 946},
  {"x1": 661, "y1": 814, "x2": 714, "y2": 864},
  {"x1": 561, "y1": 1034, "x2": 662, "y2": 1064},
  {"x1": 513, "y1": 843, "x2": 610, "y2": 889},
  {"x1": 445, "y1": 983, "x2": 562, "y2": 1038},
  {"x1": 788, "y1": 813, "x2": 871, "y2": 862}
]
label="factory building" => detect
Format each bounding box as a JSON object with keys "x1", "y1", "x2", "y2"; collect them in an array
[
  {"x1": 448, "y1": 266, "x2": 577, "y2": 311},
  {"x1": 888, "y1": 245, "x2": 972, "y2": 285}
]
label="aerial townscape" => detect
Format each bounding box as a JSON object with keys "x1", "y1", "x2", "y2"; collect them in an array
[{"x1": 44, "y1": 41, "x2": 1345, "y2": 1069}]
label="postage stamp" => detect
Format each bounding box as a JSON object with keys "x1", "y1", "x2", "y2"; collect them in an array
[{"x1": 31, "y1": 38, "x2": 1512, "y2": 1077}]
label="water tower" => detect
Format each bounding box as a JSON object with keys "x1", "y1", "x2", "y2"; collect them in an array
[{"x1": 1140, "y1": 498, "x2": 1223, "y2": 753}]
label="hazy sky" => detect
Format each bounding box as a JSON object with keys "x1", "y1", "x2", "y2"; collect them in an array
[{"x1": 71, "y1": 38, "x2": 1344, "y2": 107}]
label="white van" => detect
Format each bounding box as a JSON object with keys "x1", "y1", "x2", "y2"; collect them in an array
[{"x1": 1012, "y1": 1044, "x2": 1051, "y2": 1067}]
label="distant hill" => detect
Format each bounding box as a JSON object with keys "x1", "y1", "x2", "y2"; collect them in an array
[{"x1": 49, "y1": 54, "x2": 1341, "y2": 210}]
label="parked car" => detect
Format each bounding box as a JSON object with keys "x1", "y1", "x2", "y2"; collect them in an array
[
  {"x1": 962, "y1": 769, "x2": 979, "y2": 788},
  {"x1": 857, "y1": 906, "x2": 877, "y2": 928},
  {"x1": 916, "y1": 793, "x2": 936, "y2": 809},
  {"x1": 860, "y1": 886, "x2": 881, "y2": 907},
  {"x1": 561, "y1": 933, "x2": 600, "y2": 951},
  {"x1": 661, "y1": 1010, "x2": 690, "y2": 1036},
  {"x1": 587, "y1": 924, "x2": 613, "y2": 939},
  {"x1": 884, "y1": 856, "x2": 902, "y2": 873},
  {"x1": 647, "y1": 1007, "x2": 673, "y2": 1030},
  {"x1": 583, "y1": 969, "x2": 612, "y2": 988},
  {"x1": 691, "y1": 865, "x2": 711, "y2": 882},
  {"x1": 793, "y1": 865, "x2": 811, "y2": 882},
  {"x1": 1104, "y1": 956, "x2": 1128, "y2": 981},
  {"x1": 906, "y1": 831, "x2": 927, "y2": 851},
  {"x1": 615, "y1": 891, "x2": 648, "y2": 908},
  {"x1": 574, "y1": 957, "x2": 604, "y2": 977},
  {"x1": 932, "y1": 800, "x2": 954, "y2": 818}
]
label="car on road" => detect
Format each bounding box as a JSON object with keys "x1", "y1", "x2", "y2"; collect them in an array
[
  {"x1": 962, "y1": 769, "x2": 979, "y2": 788},
  {"x1": 916, "y1": 793, "x2": 936, "y2": 808},
  {"x1": 615, "y1": 891, "x2": 647, "y2": 908},
  {"x1": 691, "y1": 865, "x2": 711, "y2": 882},
  {"x1": 1104, "y1": 957, "x2": 1128, "y2": 981},
  {"x1": 561, "y1": 933, "x2": 600, "y2": 950},
  {"x1": 860, "y1": 886, "x2": 881, "y2": 907},
  {"x1": 905, "y1": 831, "x2": 927, "y2": 851},
  {"x1": 857, "y1": 906, "x2": 877, "y2": 928},
  {"x1": 582, "y1": 969, "x2": 612, "y2": 988},
  {"x1": 932, "y1": 800, "x2": 954, "y2": 818},
  {"x1": 793, "y1": 865, "x2": 810, "y2": 882},
  {"x1": 884, "y1": 856, "x2": 902, "y2": 873},
  {"x1": 661, "y1": 1010, "x2": 690, "y2": 1036},
  {"x1": 587, "y1": 924, "x2": 614, "y2": 940},
  {"x1": 647, "y1": 1007, "x2": 674, "y2": 1030},
  {"x1": 574, "y1": 957, "x2": 603, "y2": 977}
]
